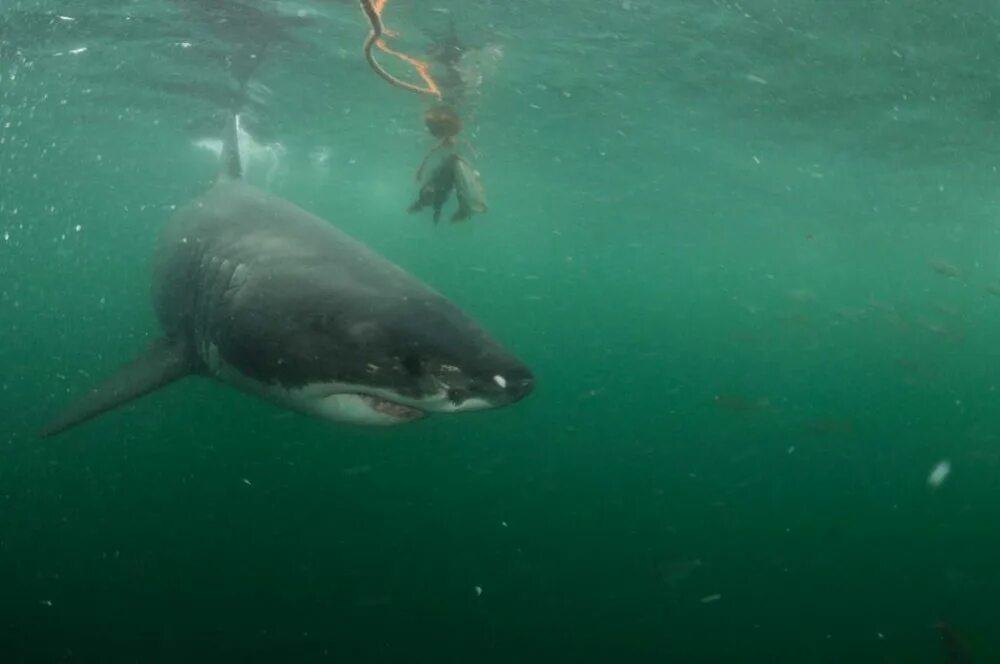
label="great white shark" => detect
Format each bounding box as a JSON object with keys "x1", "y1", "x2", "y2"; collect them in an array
[{"x1": 40, "y1": 116, "x2": 534, "y2": 436}]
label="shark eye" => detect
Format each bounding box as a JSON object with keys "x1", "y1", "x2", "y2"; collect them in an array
[{"x1": 401, "y1": 354, "x2": 424, "y2": 377}]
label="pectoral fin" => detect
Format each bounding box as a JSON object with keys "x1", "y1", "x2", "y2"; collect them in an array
[{"x1": 40, "y1": 338, "x2": 192, "y2": 437}]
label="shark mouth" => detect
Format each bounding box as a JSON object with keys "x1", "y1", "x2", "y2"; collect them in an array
[{"x1": 359, "y1": 394, "x2": 425, "y2": 421}]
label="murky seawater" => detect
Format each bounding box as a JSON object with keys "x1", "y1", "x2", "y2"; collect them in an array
[{"x1": 2, "y1": 1, "x2": 999, "y2": 661}]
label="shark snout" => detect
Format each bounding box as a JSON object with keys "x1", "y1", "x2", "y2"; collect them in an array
[
  {"x1": 499, "y1": 368, "x2": 534, "y2": 403},
  {"x1": 439, "y1": 363, "x2": 534, "y2": 412},
  {"x1": 483, "y1": 365, "x2": 534, "y2": 405}
]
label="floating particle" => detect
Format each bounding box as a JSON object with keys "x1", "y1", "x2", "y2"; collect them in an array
[
  {"x1": 241, "y1": 478, "x2": 252, "y2": 486},
  {"x1": 474, "y1": 586, "x2": 483, "y2": 597},
  {"x1": 927, "y1": 461, "x2": 950, "y2": 489},
  {"x1": 699, "y1": 593, "x2": 721, "y2": 604},
  {"x1": 928, "y1": 259, "x2": 960, "y2": 278},
  {"x1": 500, "y1": 521, "x2": 508, "y2": 528}
]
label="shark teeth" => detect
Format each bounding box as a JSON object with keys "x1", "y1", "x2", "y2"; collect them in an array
[{"x1": 359, "y1": 394, "x2": 424, "y2": 421}]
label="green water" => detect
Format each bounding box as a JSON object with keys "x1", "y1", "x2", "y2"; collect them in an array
[{"x1": 3, "y1": 0, "x2": 1000, "y2": 661}]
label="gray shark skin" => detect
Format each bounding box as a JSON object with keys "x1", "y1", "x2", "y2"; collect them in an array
[{"x1": 40, "y1": 117, "x2": 534, "y2": 436}]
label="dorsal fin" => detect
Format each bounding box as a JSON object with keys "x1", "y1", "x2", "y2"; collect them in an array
[{"x1": 219, "y1": 113, "x2": 244, "y2": 181}]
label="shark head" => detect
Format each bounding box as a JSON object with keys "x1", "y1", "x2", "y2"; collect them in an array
[{"x1": 209, "y1": 270, "x2": 535, "y2": 426}]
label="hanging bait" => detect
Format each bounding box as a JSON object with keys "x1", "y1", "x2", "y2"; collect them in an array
[
  {"x1": 451, "y1": 155, "x2": 487, "y2": 222},
  {"x1": 408, "y1": 153, "x2": 458, "y2": 223}
]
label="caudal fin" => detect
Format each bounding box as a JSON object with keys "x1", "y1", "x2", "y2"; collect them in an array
[{"x1": 40, "y1": 339, "x2": 191, "y2": 437}]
